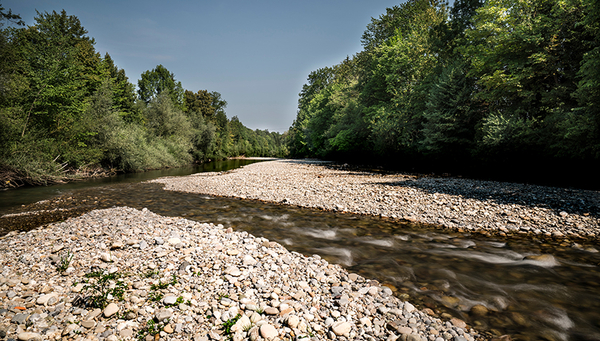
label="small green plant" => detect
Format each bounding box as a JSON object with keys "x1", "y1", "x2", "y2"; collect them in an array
[
  {"x1": 82, "y1": 269, "x2": 127, "y2": 309},
  {"x1": 117, "y1": 309, "x2": 134, "y2": 320},
  {"x1": 175, "y1": 296, "x2": 184, "y2": 305},
  {"x1": 147, "y1": 274, "x2": 177, "y2": 304},
  {"x1": 137, "y1": 318, "x2": 168, "y2": 341},
  {"x1": 256, "y1": 307, "x2": 264, "y2": 314},
  {"x1": 144, "y1": 269, "x2": 159, "y2": 278},
  {"x1": 218, "y1": 293, "x2": 230, "y2": 300},
  {"x1": 222, "y1": 314, "x2": 242, "y2": 339},
  {"x1": 150, "y1": 274, "x2": 178, "y2": 290},
  {"x1": 56, "y1": 251, "x2": 73, "y2": 273},
  {"x1": 148, "y1": 291, "x2": 164, "y2": 302}
]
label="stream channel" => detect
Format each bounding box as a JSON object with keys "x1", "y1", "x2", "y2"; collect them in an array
[{"x1": 1, "y1": 159, "x2": 599, "y2": 341}]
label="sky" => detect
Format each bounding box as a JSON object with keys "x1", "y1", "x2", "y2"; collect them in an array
[{"x1": 5, "y1": 0, "x2": 405, "y2": 133}]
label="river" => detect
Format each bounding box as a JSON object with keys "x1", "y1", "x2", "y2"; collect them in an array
[{"x1": 1, "y1": 159, "x2": 599, "y2": 341}]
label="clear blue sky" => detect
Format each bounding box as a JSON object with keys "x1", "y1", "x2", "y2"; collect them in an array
[{"x1": 6, "y1": 0, "x2": 405, "y2": 133}]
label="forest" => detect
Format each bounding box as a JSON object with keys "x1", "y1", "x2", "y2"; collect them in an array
[
  {"x1": 0, "y1": 6, "x2": 287, "y2": 188},
  {"x1": 288, "y1": 0, "x2": 599, "y2": 186}
]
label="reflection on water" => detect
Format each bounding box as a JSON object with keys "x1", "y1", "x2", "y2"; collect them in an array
[
  {"x1": 1, "y1": 167, "x2": 600, "y2": 340},
  {"x1": 0, "y1": 158, "x2": 264, "y2": 211}
]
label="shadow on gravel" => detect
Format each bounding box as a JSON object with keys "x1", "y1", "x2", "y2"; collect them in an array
[{"x1": 375, "y1": 176, "x2": 600, "y2": 218}]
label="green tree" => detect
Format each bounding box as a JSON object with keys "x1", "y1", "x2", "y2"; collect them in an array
[
  {"x1": 420, "y1": 61, "x2": 480, "y2": 160},
  {"x1": 138, "y1": 64, "x2": 185, "y2": 111},
  {"x1": 103, "y1": 53, "x2": 138, "y2": 122}
]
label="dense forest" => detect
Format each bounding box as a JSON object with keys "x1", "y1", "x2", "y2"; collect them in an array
[
  {"x1": 0, "y1": 6, "x2": 287, "y2": 188},
  {"x1": 288, "y1": 0, "x2": 599, "y2": 186}
]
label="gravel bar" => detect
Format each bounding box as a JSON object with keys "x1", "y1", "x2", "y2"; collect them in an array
[
  {"x1": 0, "y1": 207, "x2": 480, "y2": 341},
  {"x1": 151, "y1": 159, "x2": 600, "y2": 240}
]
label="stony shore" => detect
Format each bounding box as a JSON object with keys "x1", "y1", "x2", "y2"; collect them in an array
[
  {"x1": 0, "y1": 207, "x2": 480, "y2": 341},
  {"x1": 150, "y1": 159, "x2": 600, "y2": 240}
]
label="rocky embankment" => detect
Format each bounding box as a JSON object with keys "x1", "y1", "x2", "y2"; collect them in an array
[
  {"x1": 151, "y1": 160, "x2": 600, "y2": 240},
  {"x1": 0, "y1": 207, "x2": 480, "y2": 341}
]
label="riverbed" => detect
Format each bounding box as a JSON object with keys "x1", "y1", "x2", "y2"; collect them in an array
[{"x1": 1, "y1": 159, "x2": 599, "y2": 340}]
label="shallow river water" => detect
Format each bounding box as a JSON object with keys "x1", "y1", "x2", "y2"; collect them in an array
[{"x1": 1, "y1": 161, "x2": 599, "y2": 341}]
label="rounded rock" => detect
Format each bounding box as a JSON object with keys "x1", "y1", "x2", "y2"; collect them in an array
[
  {"x1": 103, "y1": 303, "x2": 119, "y2": 317},
  {"x1": 259, "y1": 323, "x2": 278, "y2": 339}
]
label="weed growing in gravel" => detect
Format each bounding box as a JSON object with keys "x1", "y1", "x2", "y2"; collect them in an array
[
  {"x1": 143, "y1": 269, "x2": 159, "y2": 278},
  {"x1": 81, "y1": 269, "x2": 127, "y2": 309},
  {"x1": 222, "y1": 313, "x2": 241, "y2": 339},
  {"x1": 148, "y1": 274, "x2": 178, "y2": 304},
  {"x1": 56, "y1": 251, "x2": 73, "y2": 273},
  {"x1": 148, "y1": 291, "x2": 163, "y2": 302},
  {"x1": 150, "y1": 274, "x2": 178, "y2": 290},
  {"x1": 137, "y1": 318, "x2": 168, "y2": 341}
]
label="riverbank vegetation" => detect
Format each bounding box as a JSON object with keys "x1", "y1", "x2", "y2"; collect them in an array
[
  {"x1": 0, "y1": 6, "x2": 287, "y2": 188},
  {"x1": 288, "y1": 0, "x2": 599, "y2": 187}
]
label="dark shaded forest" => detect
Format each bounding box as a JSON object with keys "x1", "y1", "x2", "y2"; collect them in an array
[
  {"x1": 0, "y1": 7, "x2": 287, "y2": 188},
  {"x1": 288, "y1": 0, "x2": 599, "y2": 188}
]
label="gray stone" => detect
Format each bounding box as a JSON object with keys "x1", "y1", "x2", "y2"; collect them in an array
[
  {"x1": 81, "y1": 320, "x2": 96, "y2": 329},
  {"x1": 11, "y1": 313, "x2": 28, "y2": 324},
  {"x1": 156, "y1": 308, "x2": 173, "y2": 322}
]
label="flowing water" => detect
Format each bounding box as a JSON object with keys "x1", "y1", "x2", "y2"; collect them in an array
[{"x1": 1, "y1": 160, "x2": 599, "y2": 341}]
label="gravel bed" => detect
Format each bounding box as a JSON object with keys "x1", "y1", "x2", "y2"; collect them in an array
[
  {"x1": 0, "y1": 207, "x2": 480, "y2": 341},
  {"x1": 150, "y1": 160, "x2": 600, "y2": 240}
]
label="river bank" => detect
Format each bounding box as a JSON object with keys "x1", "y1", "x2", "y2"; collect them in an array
[
  {"x1": 0, "y1": 206, "x2": 481, "y2": 341},
  {"x1": 150, "y1": 159, "x2": 600, "y2": 241},
  {"x1": 0, "y1": 158, "x2": 276, "y2": 190}
]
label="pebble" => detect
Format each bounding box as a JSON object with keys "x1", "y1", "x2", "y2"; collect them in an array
[
  {"x1": 151, "y1": 160, "x2": 599, "y2": 239},
  {"x1": 331, "y1": 321, "x2": 352, "y2": 336},
  {"x1": 0, "y1": 206, "x2": 481, "y2": 341},
  {"x1": 103, "y1": 303, "x2": 119, "y2": 317},
  {"x1": 17, "y1": 332, "x2": 42, "y2": 341},
  {"x1": 259, "y1": 323, "x2": 278, "y2": 339}
]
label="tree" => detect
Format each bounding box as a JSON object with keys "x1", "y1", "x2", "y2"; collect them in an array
[
  {"x1": 138, "y1": 64, "x2": 185, "y2": 111},
  {"x1": 420, "y1": 61, "x2": 480, "y2": 160},
  {"x1": 103, "y1": 53, "x2": 138, "y2": 122}
]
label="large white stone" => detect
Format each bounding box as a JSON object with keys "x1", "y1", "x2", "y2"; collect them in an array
[
  {"x1": 331, "y1": 321, "x2": 352, "y2": 336},
  {"x1": 17, "y1": 332, "x2": 42, "y2": 341},
  {"x1": 260, "y1": 323, "x2": 278, "y2": 339},
  {"x1": 230, "y1": 314, "x2": 252, "y2": 333},
  {"x1": 36, "y1": 293, "x2": 57, "y2": 305},
  {"x1": 103, "y1": 303, "x2": 119, "y2": 317}
]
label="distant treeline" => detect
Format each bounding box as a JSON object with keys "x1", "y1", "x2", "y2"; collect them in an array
[
  {"x1": 288, "y1": 0, "x2": 599, "y2": 185},
  {"x1": 0, "y1": 7, "x2": 287, "y2": 187}
]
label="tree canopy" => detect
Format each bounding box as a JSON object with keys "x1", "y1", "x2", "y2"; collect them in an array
[
  {"x1": 0, "y1": 6, "x2": 287, "y2": 187},
  {"x1": 287, "y1": 0, "x2": 600, "y2": 187}
]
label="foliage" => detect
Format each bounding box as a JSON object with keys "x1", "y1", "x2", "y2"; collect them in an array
[
  {"x1": 82, "y1": 269, "x2": 127, "y2": 309},
  {"x1": 0, "y1": 8, "x2": 287, "y2": 187},
  {"x1": 137, "y1": 318, "x2": 168, "y2": 341},
  {"x1": 56, "y1": 251, "x2": 73, "y2": 273},
  {"x1": 222, "y1": 313, "x2": 242, "y2": 339},
  {"x1": 288, "y1": 0, "x2": 600, "y2": 184},
  {"x1": 138, "y1": 64, "x2": 185, "y2": 111}
]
